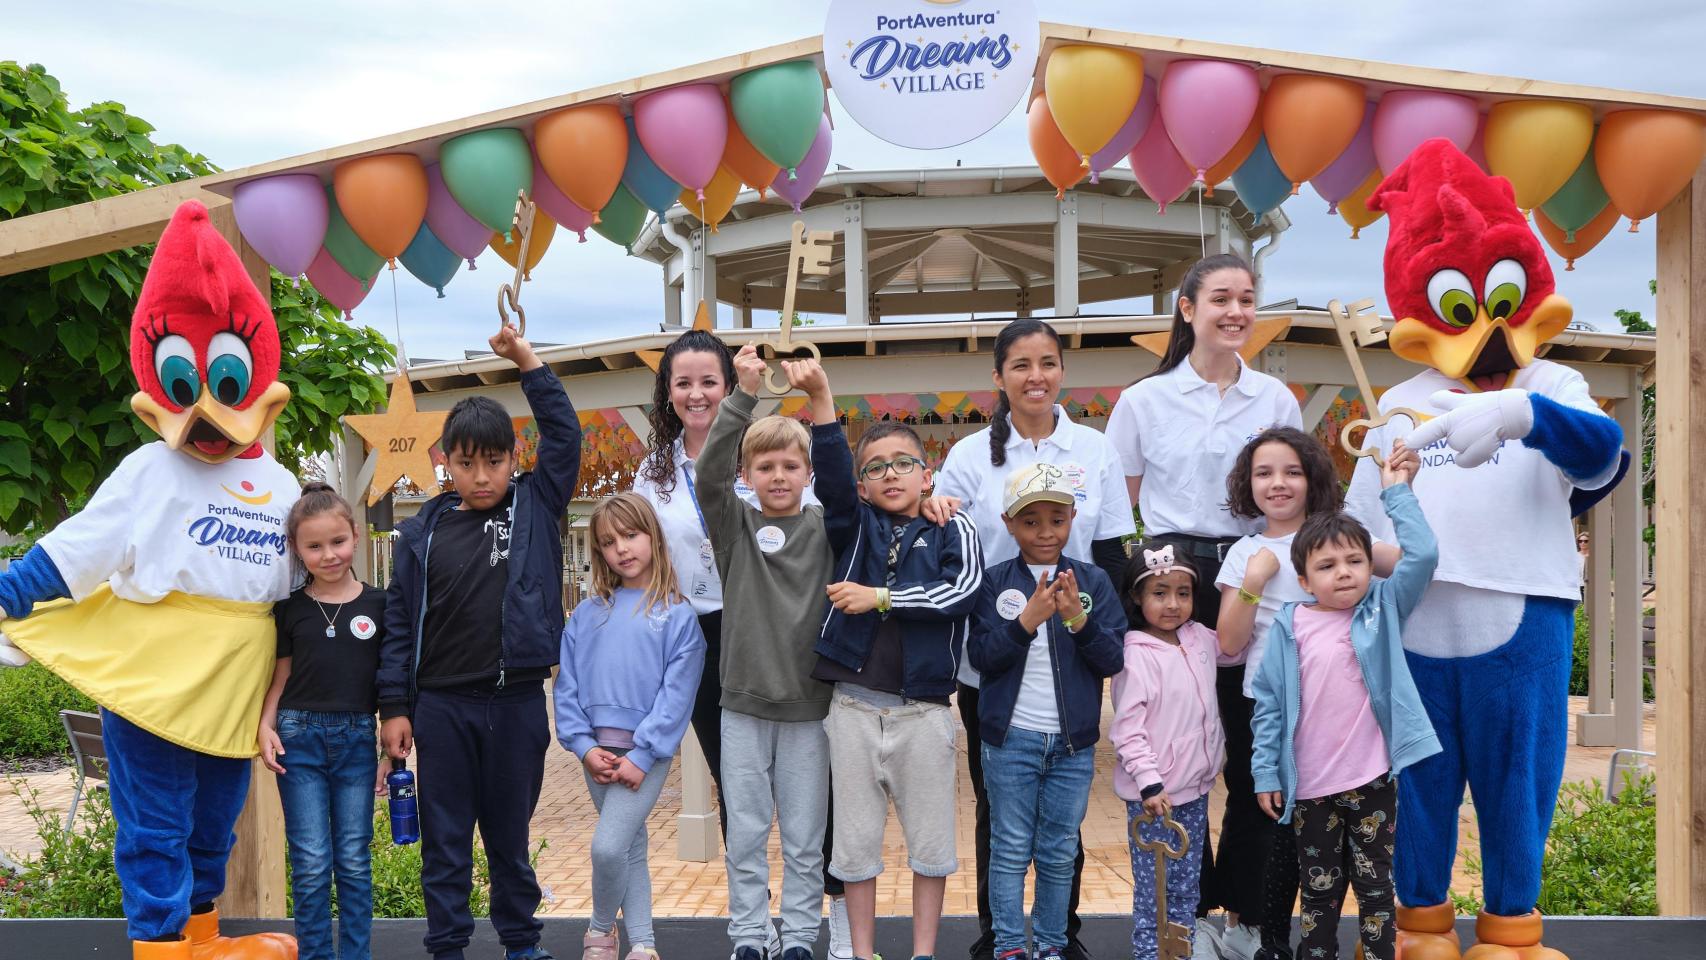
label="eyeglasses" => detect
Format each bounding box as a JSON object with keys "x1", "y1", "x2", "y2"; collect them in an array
[{"x1": 859, "y1": 456, "x2": 925, "y2": 481}]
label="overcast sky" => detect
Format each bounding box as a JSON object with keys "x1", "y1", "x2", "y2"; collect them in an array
[{"x1": 6, "y1": 1, "x2": 1701, "y2": 361}]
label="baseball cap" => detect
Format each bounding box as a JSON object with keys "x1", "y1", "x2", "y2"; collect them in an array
[{"x1": 1002, "y1": 463, "x2": 1076, "y2": 518}]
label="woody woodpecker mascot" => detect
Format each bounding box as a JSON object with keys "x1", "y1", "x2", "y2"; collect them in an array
[
  {"x1": 1345, "y1": 139, "x2": 1628, "y2": 960},
  {"x1": 0, "y1": 201, "x2": 299, "y2": 959}
]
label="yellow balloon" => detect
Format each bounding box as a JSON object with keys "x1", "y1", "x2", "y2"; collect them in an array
[
  {"x1": 1484, "y1": 100, "x2": 1594, "y2": 211},
  {"x1": 1339, "y1": 170, "x2": 1386, "y2": 239},
  {"x1": 679, "y1": 165, "x2": 742, "y2": 232},
  {"x1": 1044, "y1": 45, "x2": 1144, "y2": 167},
  {"x1": 490, "y1": 208, "x2": 557, "y2": 280}
]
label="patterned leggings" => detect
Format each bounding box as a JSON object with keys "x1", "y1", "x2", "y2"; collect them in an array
[
  {"x1": 1128, "y1": 796, "x2": 1209, "y2": 960},
  {"x1": 1291, "y1": 774, "x2": 1397, "y2": 960},
  {"x1": 1259, "y1": 818, "x2": 1299, "y2": 958}
]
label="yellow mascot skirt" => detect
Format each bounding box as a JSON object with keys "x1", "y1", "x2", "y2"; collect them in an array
[{"x1": 8, "y1": 585, "x2": 274, "y2": 759}]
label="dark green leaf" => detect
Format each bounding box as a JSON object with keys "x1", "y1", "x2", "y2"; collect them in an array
[
  {"x1": 73, "y1": 269, "x2": 109, "y2": 311},
  {"x1": 42, "y1": 420, "x2": 73, "y2": 449},
  {"x1": 59, "y1": 320, "x2": 99, "y2": 362},
  {"x1": 0, "y1": 440, "x2": 30, "y2": 477}
]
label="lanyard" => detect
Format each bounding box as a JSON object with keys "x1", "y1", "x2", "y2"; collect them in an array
[{"x1": 680, "y1": 461, "x2": 710, "y2": 538}]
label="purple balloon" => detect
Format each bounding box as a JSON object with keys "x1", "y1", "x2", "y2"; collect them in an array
[
  {"x1": 1310, "y1": 103, "x2": 1378, "y2": 214},
  {"x1": 769, "y1": 115, "x2": 832, "y2": 212},
  {"x1": 1372, "y1": 90, "x2": 1479, "y2": 176},
  {"x1": 1089, "y1": 79, "x2": 1158, "y2": 183},
  {"x1": 530, "y1": 153, "x2": 594, "y2": 242},
  {"x1": 425, "y1": 163, "x2": 495, "y2": 267},
  {"x1": 305, "y1": 247, "x2": 370, "y2": 320},
  {"x1": 232, "y1": 174, "x2": 327, "y2": 279},
  {"x1": 634, "y1": 83, "x2": 728, "y2": 201}
]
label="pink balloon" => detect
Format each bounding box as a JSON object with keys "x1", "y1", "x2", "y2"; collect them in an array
[
  {"x1": 305, "y1": 247, "x2": 371, "y2": 319},
  {"x1": 530, "y1": 153, "x2": 594, "y2": 243},
  {"x1": 1128, "y1": 111, "x2": 1195, "y2": 215},
  {"x1": 1309, "y1": 103, "x2": 1378, "y2": 214},
  {"x1": 634, "y1": 83, "x2": 728, "y2": 201},
  {"x1": 232, "y1": 174, "x2": 327, "y2": 279},
  {"x1": 1159, "y1": 59, "x2": 1261, "y2": 180},
  {"x1": 426, "y1": 163, "x2": 494, "y2": 267},
  {"x1": 769, "y1": 115, "x2": 832, "y2": 213},
  {"x1": 1373, "y1": 90, "x2": 1479, "y2": 174},
  {"x1": 1089, "y1": 78, "x2": 1158, "y2": 183},
  {"x1": 1465, "y1": 115, "x2": 1489, "y2": 171}
]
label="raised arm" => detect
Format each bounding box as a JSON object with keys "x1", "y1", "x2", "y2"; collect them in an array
[{"x1": 492, "y1": 323, "x2": 582, "y2": 518}]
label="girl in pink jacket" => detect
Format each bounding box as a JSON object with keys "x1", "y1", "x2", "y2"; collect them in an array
[{"x1": 1110, "y1": 541, "x2": 1226, "y2": 960}]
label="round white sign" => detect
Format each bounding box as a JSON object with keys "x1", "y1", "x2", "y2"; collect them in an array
[
  {"x1": 756, "y1": 525, "x2": 788, "y2": 554},
  {"x1": 996, "y1": 588, "x2": 1027, "y2": 620},
  {"x1": 350, "y1": 615, "x2": 378, "y2": 640},
  {"x1": 824, "y1": 0, "x2": 1039, "y2": 150}
]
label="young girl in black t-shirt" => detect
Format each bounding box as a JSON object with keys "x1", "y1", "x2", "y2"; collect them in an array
[{"x1": 258, "y1": 482, "x2": 386, "y2": 960}]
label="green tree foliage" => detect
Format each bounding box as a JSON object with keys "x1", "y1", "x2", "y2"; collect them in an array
[{"x1": 269, "y1": 274, "x2": 394, "y2": 478}]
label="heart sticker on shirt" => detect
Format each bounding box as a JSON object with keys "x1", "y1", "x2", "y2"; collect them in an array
[{"x1": 350, "y1": 615, "x2": 377, "y2": 640}]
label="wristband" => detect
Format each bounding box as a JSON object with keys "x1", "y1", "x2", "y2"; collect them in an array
[
  {"x1": 1238, "y1": 587, "x2": 1263, "y2": 606},
  {"x1": 1062, "y1": 611, "x2": 1088, "y2": 631},
  {"x1": 875, "y1": 587, "x2": 891, "y2": 614}
]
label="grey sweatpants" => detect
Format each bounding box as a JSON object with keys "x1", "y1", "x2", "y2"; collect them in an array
[
  {"x1": 721, "y1": 709, "x2": 829, "y2": 954},
  {"x1": 584, "y1": 758, "x2": 673, "y2": 947}
]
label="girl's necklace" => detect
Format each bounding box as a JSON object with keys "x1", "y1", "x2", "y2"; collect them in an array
[{"x1": 308, "y1": 582, "x2": 351, "y2": 638}]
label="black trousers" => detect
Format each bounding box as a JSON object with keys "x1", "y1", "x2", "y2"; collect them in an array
[
  {"x1": 1293, "y1": 774, "x2": 1398, "y2": 960},
  {"x1": 414, "y1": 684, "x2": 549, "y2": 959},
  {"x1": 958, "y1": 682, "x2": 1084, "y2": 955}
]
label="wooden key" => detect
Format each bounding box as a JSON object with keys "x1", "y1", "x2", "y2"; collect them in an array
[
  {"x1": 497, "y1": 189, "x2": 537, "y2": 338},
  {"x1": 1326, "y1": 297, "x2": 1428, "y2": 459},
  {"x1": 759, "y1": 220, "x2": 835, "y2": 395},
  {"x1": 1132, "y1": 809, "x2": 1194, "y2": 960}
]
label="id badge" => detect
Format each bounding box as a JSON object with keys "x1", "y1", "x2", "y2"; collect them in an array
[{"x1": 699, "y1": 538, "x2": 715, "y2": 569}]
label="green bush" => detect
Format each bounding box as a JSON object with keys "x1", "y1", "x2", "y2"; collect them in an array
[
  {"x1": 367, "y1": 802, "x2": 493, "y2": 919},
  {"x1": 0, "y1": 664, "x2": 96, "y2": 760},
  {"x1": 1569, "y1": 605, "x2": 1589, "y2": 696},
  {"x1": 0, "y1": 780, "x2": 123, "y2": 918},
  {"x1": 1538, "y1": 773, "x2": 1656, "y2": 915}
]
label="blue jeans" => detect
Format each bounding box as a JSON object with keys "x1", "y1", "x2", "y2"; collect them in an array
[
  {"x1": 277, "y1": 710, "x2": 377, "y2": 960},
  {"x1": 981, "y1": 727, "x2": 1096, "y2": 955}
]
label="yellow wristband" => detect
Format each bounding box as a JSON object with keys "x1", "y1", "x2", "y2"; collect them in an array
[
  {"x1": 1238, "y1": 587, "x2": 1263, "y2": 606},
  {"x1": 876, "y1": 587, "x2": 891, "y2": 614},
  {"x1": 1063, "y1": 611, "x2": 1088, "y2": 631}
]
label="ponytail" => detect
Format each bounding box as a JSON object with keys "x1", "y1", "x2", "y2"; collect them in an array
[
  {"x1": 1140, "y1": 252, "x2": 1255, "y2": 382},
  {"x1": 988, "y1": 319, "x2": 1064, "y2": 468}
]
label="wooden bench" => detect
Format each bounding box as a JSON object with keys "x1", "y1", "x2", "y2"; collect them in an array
[{"x1": 59, "y1": 709, "x2": 107, "y2": 832}]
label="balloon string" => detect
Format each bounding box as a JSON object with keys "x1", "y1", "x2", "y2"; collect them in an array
[
  {"x1": 1197, "y1": 183, "x2": 1207, "y2": 259},
  {"x1": 390, "y1": 267, "x2": 409, "y2": 369}
]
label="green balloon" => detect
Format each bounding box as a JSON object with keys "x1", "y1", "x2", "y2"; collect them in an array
[
  {"x1": 730, "y1": 60, "x2": 825, "y2": 175},
  {"x1": 593, "y1": 184, "x2": 648, "y2": 251},
  {"x1": 323, "y1": 185, "x2": 383, "y2": 285},
  {"x1": 439, "y1": 128, "x2": 534, "y2": 237},
  {"x1": 1539, "y1": 140, "x2": 1610, "y2": 242}
]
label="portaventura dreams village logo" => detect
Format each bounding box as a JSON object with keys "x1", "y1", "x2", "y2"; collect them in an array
[
  {"x1": 185, "y1": 486, "x2": 288, "y2": 565},
  {"x1": 849, "y1": 11, "x2": 1016, "y2": 92}
]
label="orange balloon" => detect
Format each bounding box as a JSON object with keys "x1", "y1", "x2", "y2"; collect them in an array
[
  {"x1": 534, "y1": 103, "x2": 629, "y2": 218},
  {"x1": 490, "y1": 208, "x2": 557, "y2": 281},
  {"x1": 1594, "y1": 108, "x2": 1706, "y2": 231},
  {"x1": 332, "y1": 154, "x2": 428, "y2": 264},
  {"x1": 1338, "y1": 169, "x2": 1385, "y2": 239},
  {"x1": 1028, "y1": 93, "x2": 1084, "y2": 199},
  {"x1": 1262, "y1": 75, "x2": 1366, "y2": 191},
  {"x1": 1534, "y1": 203, "x2": 1620, "y2": 271},
  {"x1": 722, "y1": 100, "x2": 780, "y2": 198},
  {"x1": 1203, "y1": 106, "x2": 1262, "y2": 197},
  {"x1": 680, "y1": 165, "x2": 742, "y2": 232}
]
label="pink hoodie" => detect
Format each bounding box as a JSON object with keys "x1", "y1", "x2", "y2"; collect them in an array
[{"x1": 1110, "y1": 621, "x2": 1226, "y2": 804}]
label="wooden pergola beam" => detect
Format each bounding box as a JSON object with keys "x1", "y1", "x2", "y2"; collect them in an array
[{"x1": 0, "y1": 181, "x2": 226, "y2": 277}]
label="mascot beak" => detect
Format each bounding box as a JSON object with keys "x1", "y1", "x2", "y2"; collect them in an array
[
  {"x1": 1388, "y1": 293, "x2": 1574, "y2": 391},
  {"x1": 131, "y1": 381, "x2": 292, "y2": 464}
]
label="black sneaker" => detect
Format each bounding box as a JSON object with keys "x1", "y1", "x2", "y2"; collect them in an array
[
  {"x1": 968, "y1": 934, "x2": 995, "y2": 960},
  {"x1": 734, "y1": 947, "x2": 766, "y2": 960},
  {"x1": 1062, "y1": 939, "x2": 1093, "y2": 960},
  {"x1": 504, "y1": 947, "x2": 555, "y2": 960},
  {"x1": 783, "y1": 948, "x2": 815, "y2": 960}
]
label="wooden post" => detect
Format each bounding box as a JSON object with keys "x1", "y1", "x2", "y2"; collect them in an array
[
  {"x1": 1575, "y1": 494, "x2": 1614, "y2": 745},
  {"x1": 1654, "y1": 159, "x2": 1706, "y2": 916},
  {"x1": 1612, "y1": 370, "x2": 1644, "y2": 750}
]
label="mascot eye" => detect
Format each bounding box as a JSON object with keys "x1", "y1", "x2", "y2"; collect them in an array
[
  {"x1": 206, "y1": 332, "x2": 253, "y2": 406},
  {"x1": 153, "y1": 335, "x2": 200, "y2": 408},
  {"x1": 1483, "y1": 259, "x2": 1527, "y2": 321},
  {"x1": 1426, "y1": 269, "x2": 1477, "y2": 329}
]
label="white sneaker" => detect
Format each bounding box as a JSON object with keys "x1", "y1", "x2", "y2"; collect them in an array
[
  {"x1": 1219, "y1": 923, "x2": 1260, "y2": 960},
  {"x1": 827, "y1": 896, "x2": 853, "y2": 960},
  {"x1": 1192, "y1": 918, "x2": 1225, "y2": 960},
  {"x1": 766, "y1": 920, "x2": 783, "y2": 960}
]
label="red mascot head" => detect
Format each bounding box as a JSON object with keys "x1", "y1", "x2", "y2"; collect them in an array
[
  {"x1": 129, "y1": 201, "x2": 290, "y2": 464},
  {"x1": 1370, "y1": 138, "x2": 1573, "y2": 391}
]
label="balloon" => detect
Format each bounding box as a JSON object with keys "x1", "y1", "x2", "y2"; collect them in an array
[
  {"x1": 681, "y1": 165, "x2": 741, "y2": 232},
  {"x1": 1087, "y1": 79, "x2": 1157, "y2": 183},
  {"x1": 398, "y1": 223, "x2": 462, "y2": 297},
  {"x1": 1230, "y1": 137, "x2": 1291, "y2": 220},
  {"x1": 722, "y1": 98, "x2": 780, "y2": 197},
  {"x1": 1372, "y1": 90, "x2": 1478, "y2": 174},
  {"x1": 305, "y1": 247, "x2": 372, "y2": 319},
  {"x1": 1128, "y1": 109, "x2": 1194, "y2": 215},
  {"x1": 490, "y1": 208, "x2": 556, "y2": 280},
  {"x1": 622, "y1": 116, "x2": 685, "y2": 215},
  {"x1": 1465, "y1": 117, "x2": 1490, "y2": 171},
  {"x1": 1045, "y1": 46, "x2": 1145, "y2": 168},
  {"x1": 1484, "y1": 100, "x2": 1594, "y2": 211},
  {"x1": 730, "y1": 60, "x2": 827, "y2": 176},
  {"x1": 1534, "y1": 203, "x2": 1620, "y2": 270},
  {"x1": 1203, "y1": 110, "x2": 1262, "y2": 198},
  {"x1": 1262, "y1": 74, "x2": 1366, "y2": 192},
  {"x1": 1159, "y1": 59, "x2": 1261, "y2": 180},
  {"x1": 232, "y1": 174, "x2": 327, "y2": 278},
  {"x1": 323, "y1": 185, "x2": 384, "y2": 286},
  {"x1": 533, "y1": 103, "x2": 628, "y2": 218},
  {"x1": 1338, "y1": 169, "x2": 1385, "y2": 239},
  {"x1": 769, "y1": 114, "x2": 832, "y2": 213},
  {"x1": 594, "y1": 184, "x2": 649, "y2": 251},
  {"x1": 426, "y1": 163, "x2": 495, "y2": 267},
  {"x1": 1540, "y1": 141, "x2": 1611, "y2": 242},
  {"x1": 439, "y1": 128, "x2": 533, "y2": 239},
  {"x1": 1310, "y1": 104, "x2": 1377, "y2": 213},
  {"x1": 530, "y1": 152, "x2": 593, "y2": 243},
  {"x1": 1028, "y1": 93, "x2": 1085, "y2": 200},
  {"x1": 1594, "y1": 108, "x2": 1706, "y2": 231},
  {"x1": 332, "y1": 153, "x2": 428, "y2": 265},
  {"x1": 634, "y1": 83, "x2": 727, "y2": 200}
]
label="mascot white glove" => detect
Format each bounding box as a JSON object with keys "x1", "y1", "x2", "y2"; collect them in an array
[
  {"x1": 0, "y1": 623, "x2": 29, "y2": 668},
  {"x1": 1404, "y1": 388, "x2": 1534, "y2": 469}
]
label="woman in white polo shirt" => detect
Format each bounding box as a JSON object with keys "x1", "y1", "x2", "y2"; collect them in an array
[
  {"x1": 935, "y1": 318, "x2": 1136, "y2": 960},
  {"x1": 1104, "y1": 253, "x2": 1302, "y2": 960}
]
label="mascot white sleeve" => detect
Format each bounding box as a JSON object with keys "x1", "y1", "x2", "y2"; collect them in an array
[
  {"x1": 0, "y1": 201, "x2": 300, "y2": 960},
  {"x1": 1343, "y1": 140, "x2": 1628, "y2": 960}
]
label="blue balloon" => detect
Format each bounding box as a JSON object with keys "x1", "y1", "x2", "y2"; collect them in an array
[
  {"x1": 399, "y1": 222, "x2": 462, "y2": 298},
  {"x1": 622, "y1": 117, "x2": 683, "y2": 215},
  {"x1": 1231, "y1": 136, "x2": 1292, "y2": 220}
]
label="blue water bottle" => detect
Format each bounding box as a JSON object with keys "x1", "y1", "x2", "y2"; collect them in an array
[{"x1": 387, "y1": 758, "x2": 420, "y2": 845}]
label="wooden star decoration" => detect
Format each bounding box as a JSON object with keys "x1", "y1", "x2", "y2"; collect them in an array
[
  {"x1": 1131, "y1": 316, "x2": 1294, "y2": 364},
  {"x1": 639, "y1": 300, "x2": 715, "y2": 372},
  {"x1": 344, "y1": 364, "x2": 450, "y2": 506}
]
